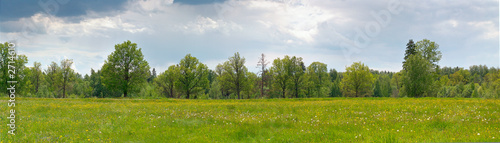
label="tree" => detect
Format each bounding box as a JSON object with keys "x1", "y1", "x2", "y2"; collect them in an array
[
  {"x1": 90, "y1": 69, "x2": 103, "y2": 98},
  {"x1": 155, "y1": 65, "x2": 178, "y2": 98},
  {"x1": 46, "y1": 62, "x2": 62, "y2": 97},
  {"x1": 307, "y1": 62, "x2": 329, "y2": 97},
  {"x1": 483, "y1": 71, "x2": 500, "y2": 98},
  {"x1": 220, "y1": 52, "x2": 248, "y2": 99},
  {"x1": 208, "y1": 80, "x2": 222, "y2": 99},
  {"x1": 176, "y1": 54, "x2": 209, "y2": 99},
  {"x1": 270, "y1": 56, "x2": 290, "y2": 98},
  {"x1": 402, "y1": 54, "x2": 433, "y2": 97},
  {"x1": 0, "y1": 43, "x2": 28, "y2": 96},
  {"x1": 147, "y1": 68, "x2": 157, "y2": 83},
  {"x1": 390, "y1": 72, "x2": 402, "y2": 97},
  {"x1": 31, "y1": 62, "x2": 43, "y2": 94},
  {"x1": 0, "y1": 42, "x2": 13, "y2": 96},
  {"x1": 102, "y1": 40, "x2": 150, "y2": 97},
  {"x1": 402, "y1": 39, "x2": 442, "y2": 97},
  {"x1": 288, "y1": 56, "x2": 306, "y2": 98},
  {"x1": 216, "y1": 64, "x2": 230, "y2": 98},
  {"x1": 450, "y1": 69, "x2": 470, "y2": 85},
  {"x1": 243, "y1": 72, "x2": 259, "y2": 99},
  {"x1": 60, "y1": 59, "x2": 74, "y2": 98},
  {"x1": 329, "y1": 69, "x2": 342, "y2": 97},
  {"x1": 416, "y1": 39, "x2": 442, "y2": 68},
  {"x1": 469, "y1": 65, "x2": 489, "y2": 83},
  {"x1": 341, "y1": 62, "x2": 374, "y2": 97},
  {"x1": 257, "y1": 53, "x2": 269, "y2": 98},
  {"x1": 373, "y1": 74, "x2": 391, "y2": 97},
  {"x1": 72, "y1": 73, "x2": 92, "y2": 98}
]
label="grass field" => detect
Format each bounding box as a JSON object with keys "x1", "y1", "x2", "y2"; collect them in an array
[{"x1": 1, "y1": 98, "x2": 499, "y2": 142}]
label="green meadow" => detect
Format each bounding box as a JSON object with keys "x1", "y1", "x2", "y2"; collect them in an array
[{"x1": 1, "y1": 98, "x2": 499, "y2": 142}]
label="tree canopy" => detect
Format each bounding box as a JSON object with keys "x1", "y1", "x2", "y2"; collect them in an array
[
  {"x1": 341, "y1": 62, "x2": 375, "y2": 97},
  {"x1": 101, "y1": 40, "x2": 150, "y2": 97},
  {"x1": 176, "y1": 54, "x2": 209, "y2": 99},
  {"x1": 1, "y1": 39, "x2": 498, "y2": 99}
]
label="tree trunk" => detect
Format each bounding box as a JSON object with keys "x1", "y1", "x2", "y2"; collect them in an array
[
  {"x1": 169, "y1": 86, "x2": 174, "y2": 98},
  {"x1": 124, "y1": 89, "x2": 128, "y2": 97},
  {"x1": 221, "y1": 89, "x2": 224, "y2": 99},
  {"x1": 282, "y1": 88, "x2": 286, "y2": 98},
  {"x1": 260, "y1": 77, "x2": 264, "y2": 98},
  {"x1": 237, "y1": 84, "x2": 240, "y2": 99},
  {"x1": 62, "y1": 78, "x2": 66, "y2": 98},
  {"x1": 295, "y1": 82, "x2": 299, "y2": 98},
  {"x1": 260, "y1": 70, "x2": 265, "y2": 98},
  {"x1": 62, "y1": 85, "x2": 66, "y2": 98},
  {"x1": 35, "y1": 76, "x2": 39, "y2": 93},
  {"x1": 123, "y1": 81, "x2": 128, "y2": 97}
]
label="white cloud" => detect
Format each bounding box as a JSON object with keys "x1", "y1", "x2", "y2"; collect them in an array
[
  {"x1": 128, "y1": 0, "x2": 174, "y2": 13},
  {"x1": 245, "y1": 0, "x2": 334, "y2": 43},
  {"x1": 468, "y1": 21, "x2": 499, "y2": 40},
  {"x1": 13, "y1": 13, "x2": 148, "y2": 38},
  {"x1": 180, "y1": 16, "x2": 242, "y2": 35}
]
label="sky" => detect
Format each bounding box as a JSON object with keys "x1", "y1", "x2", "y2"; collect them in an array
[{"x1": 0, "y1": 0, "x2": 498, "y2": 75}]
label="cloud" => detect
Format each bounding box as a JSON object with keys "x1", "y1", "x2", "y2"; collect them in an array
[
  {"x1": 1, "y1": 0, "x2": 498, "y2": 75},
  {"x1": 174, "y1": 0, "x2": 226, "y2": 5},
  {"x1": 0, "y1": 0, "x2": 129, "y2": 22},
  {"x1": 467, "y1": 21, "x2": 499, "y2": 40},
  {"x1": 177, "y1": 16, "x2": 239, "y2": 35},
  {"x1": 127, "y1": 0, "x2": 174, "y2": 13}
]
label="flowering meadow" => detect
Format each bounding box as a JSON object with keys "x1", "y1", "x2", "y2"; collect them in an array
[{"x1": 1, "y1": 98, "x2": 499, "y2": 142}]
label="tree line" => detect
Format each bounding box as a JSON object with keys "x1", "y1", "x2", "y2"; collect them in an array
[{"x1": 1, "y1": 39, "x2": 499, "y2": 99}]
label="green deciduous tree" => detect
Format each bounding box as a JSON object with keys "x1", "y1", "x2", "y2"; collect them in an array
[
  {"x1": 176, "y1": 54, "x2": 209, "y2": 99},
  {"x1": 288, "y1": 56, "x2": 306, "y2": 98},
  {"x1": 341, "y1": 62, "x2": 374, "y2": 97},
  {"x1": 155, "y1": 65, "x2": 178, "y2": 98},
  {"x1": 483, "y1": 71, "x2": 500, "y2": 98},
  {"x1": 13, "y1": 55, "x2": 28, "y2": 96},
  {"x1": 390, "y1": 72, "x2": 402, "y2": 97},
  {"x1": 73, "y1": 74, "x2": 92, "y2": 98},
  {"x1": 270, "y1": 56, "x2": 290, "y2": 98},
  {"x1": 416, "y1": 39, "x2": 442, "y2": 68},
  {"x1": 102, "y1": 40, "x2": 150, "y2": 97},
  {"x1": 219, "y1": 52, "x2": 249, "y2": 99},
  {"x1": 90, "y1": 69, "x2": 104, "y2": 98},
  {"x1": 31, "y1": 62, "x2": 43, "y2": 94},
  {"x1": 243, "y1": 72, "x2": 259, "y2": 99},
  {"x1": 402, "y1": 54, "x2": 433, "y2": 97},
  {"x1": 450, "y1": 69, "x2": 470, "y2": 85},
  {"x1": 149, "y1": 68, "x2": 157, "y2": 83},
  {"x1": 46, "y1": 62, "x2": 62, "y2": 97},
  {"x1": 307, "y1": 62, "x2": 329, "y2": 97},
  {"x1": 0, "y1": 43, "x2": 28, "y2": 96},
  {"x1": 329, "y1": 69, "x2": 342, "y2": 97},
  {"x1": 0, "y1": 42, "x2": 8, "y2": 95},
  {"x1": 61, "y1": 59, "x2": 74, "y2": 98},
  {"x1": 215, "y1": 64, "x2": 230, "y2": 98},
  {"x1": 373, "y1": 74, "x2": 392, "y2": 97}
]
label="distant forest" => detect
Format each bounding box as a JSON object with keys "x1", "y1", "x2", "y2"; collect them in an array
[{"x1": 1, "y1": 39, "x2": 499, "y2": 99}]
